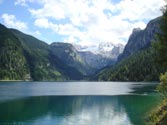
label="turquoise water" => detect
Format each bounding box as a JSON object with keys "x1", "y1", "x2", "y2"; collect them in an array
[{"x1": 0, "y1": 82, "x2": 161, "y2": 125}]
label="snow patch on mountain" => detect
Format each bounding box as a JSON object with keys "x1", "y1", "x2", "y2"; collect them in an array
[{"x1": 74, "y1": 42, "x2": 125, "y2": 59}]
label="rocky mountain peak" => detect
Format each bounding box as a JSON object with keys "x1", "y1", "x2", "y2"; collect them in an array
[
  {"x1": 118, "y1": 16, "x2": 162, "y2": 62},
  {"x1": 132, "y1": 27, "x2": 142, "y2": 33},
  {"x1": 97, "y1": 42, "x2": 124, "y2": 59},
  {"x1": 74, "y1": 42, "x2": 124, "y2": 59}
]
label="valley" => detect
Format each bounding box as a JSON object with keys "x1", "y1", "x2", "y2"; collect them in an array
[
  {"x1": 0, "y1": 16, "x2": 163, "y2": 81},
  {"x1": 0, "y1": 1, "x2": 167, "y2": 125}
]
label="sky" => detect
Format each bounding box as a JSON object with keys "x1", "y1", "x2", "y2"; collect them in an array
[{"x1": 0, "y1": 0, "x2": 165, "y2": 47}]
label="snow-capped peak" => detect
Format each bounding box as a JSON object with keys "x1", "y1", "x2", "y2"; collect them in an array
[
  {"x1": 73, "y1": 42, "x2": 124, "y2": 59},
  {"x1": 98, "y1": 42, "x2": 114, "y2": 52}
]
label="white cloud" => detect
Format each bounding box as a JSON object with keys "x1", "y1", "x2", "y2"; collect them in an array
[
  {"x1": 14, "y1": 0, "x2": 45, "y2": 6},
  {"x1": 35, "y1": 30, "x2": 41, "y2": 36},
  {"x1": 34, "y1": 18, "x2": 81, "y2": 36},
  {"x1": 116, "y1": 0, "x2": 165, "y2": 21},
  {"x1": 18, "y1": 0, "x2": 165, "y2": 47},
  {"x1": 1, "y1": 13, "x2": 27, "y2": 30},
  {"x1": 64, "y1": 35, "x2": 78, "y2": 44},
  {"x1": 29, "y1": 0, "x2": 65, "y2": 20},
  {"x1": 34, "y1": 18, "x2": 50, "y2": 28},
  {"x1": 14, "y1": 0, "x2": 27, "y2": 6}
]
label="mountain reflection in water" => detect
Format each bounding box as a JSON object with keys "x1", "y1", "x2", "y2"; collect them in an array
[{"x1": 0, "y1": 95, "x2": 160, "y2": 125}]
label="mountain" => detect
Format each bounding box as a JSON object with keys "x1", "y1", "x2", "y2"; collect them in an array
[
  {"x1": 0, "y1": 23, "x2": 122, "y2": 81},
  {"x1": 75, "y1": 42, "x2": 124, "y2": 70},
  {"x1": 50, "y1": 42, "x2": 117, "y2": 74},
  {"x1": 94, "y1": 48, "x2": 164, "y2": 81},
  {"x1": 0, "y1": 24, "x2": 84, "y2": 81},
  {"x1": 75, "y1": 42, "x2": 124, "y2": 60},
  {"x1": 118, "y1": 17, "x2": 161, "y2": 62},
  {"x1": 0, "y1": 24, "x2": 30, "y2": 80},
  {"x1": 0, "y1": 16, "x2": 162, "y2": 81},
  {"x1": 12, "y1": 29, "x2": 85, "y2": 80},
  {"x1": 94, "y1": 17, "x2": 164, "y2": 81},
  {"x1": 74, "y1": 44, "x2": 97, "y2": 52},
  {"x1": 50, "y1": 42, "x2": 93, "y2": 75},
  {"x1": 98, "y1": 42, "x2": 124, "y2": 59},
  {"x1": 79, "y1": 51, "x2": 115, "y2": 70}
]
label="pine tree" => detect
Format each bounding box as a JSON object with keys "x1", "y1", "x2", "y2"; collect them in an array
[
  {"x1": 154, "y1": 2, "x2": 167, "y2": 97},
  {"x1": 148, "y1": 3, "x2": 167, "y2": 125},
  {"x1": 154, "y1": 4, "x2": 167, "y2": 68}
]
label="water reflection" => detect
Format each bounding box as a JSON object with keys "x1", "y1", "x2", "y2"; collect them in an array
[
  {"x1": 0, "y1": 82, "x2": 158, "y2": 103},
  {"x1": 0, "y1": 95, "x2": 160, "y2": 125}
]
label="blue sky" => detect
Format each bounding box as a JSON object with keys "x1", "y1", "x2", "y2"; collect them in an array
[{"x1": 0, "y1": 0, "x2": 165, "y2": 47}]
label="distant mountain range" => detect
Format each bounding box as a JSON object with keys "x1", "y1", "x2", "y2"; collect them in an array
[
  {"x1": 75, "y1": 42, "x2": 124, "y2": 70},
  {"x1": 74, "y1": 42, "x2": 124, "y2": 59},
  {"x1": 0, "y1": 16, "x2": 164, "y2": 81},
  {"x1": 98, "y1": 42, "x2": 124, "y2": 59},
  {"x1": 0, "y1": 23, "x2": 124, "y2": 81}
]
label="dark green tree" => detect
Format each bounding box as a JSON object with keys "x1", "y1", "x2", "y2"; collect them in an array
[
  {"x1": 154, "y1": 3, "x2": 167, "y2": 97},
  {"x1": 153, "y1": 4, "x2": 167, "y2": 68},
  {"x1": 157, "y1": 72, "x2": 167, "y2": 97},
  {"x1": 148, "y1": 2, "x2": 167, "y2": 125}
]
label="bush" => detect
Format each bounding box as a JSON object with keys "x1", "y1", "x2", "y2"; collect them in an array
[{"x1": 157, "y1": 72, "x2": 167, "y2": 97}]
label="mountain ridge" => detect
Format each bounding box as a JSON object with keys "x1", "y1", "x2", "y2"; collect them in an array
[
  {"x1": 0, "y1": 16, "x2": 163, "y2": 81},
  {"x1": 0, "y1": 25, "x2": 85, "y2": 81},
  {"x1": 0, "y1": 23, "x2": 119, "y2": 81},
  {"x1": 94, "y1": 16, "x2": 164, "y2": 81},
  {"x1": 50, "y1": 42, "x2": 92, "y2": 75},
  {"x1": 118, "y1": 17, "x2": 161, "y2": 62}
]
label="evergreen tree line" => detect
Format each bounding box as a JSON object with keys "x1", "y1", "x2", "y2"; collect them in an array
[
  {"x1": 148, "y1": 2, "x2": 167, "y2": 125},
  {"x1": 94, "y1": 48, "x2": 165, "y2": 82}
]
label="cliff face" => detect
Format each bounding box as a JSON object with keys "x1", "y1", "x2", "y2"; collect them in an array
[
  {"x1": 94, "y1": 16, "x2": 164, "y2": 81},
  {"x1": 118, "y1": 17, "x2": 161, "y2": 62},
  {"x1": 79, "y1": 51, "x2": 115, "y2": 70}
]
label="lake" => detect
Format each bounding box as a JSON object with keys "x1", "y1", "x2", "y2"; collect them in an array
[{"x1": 0, "y1": 82, "x2": 161, "y2": 125}]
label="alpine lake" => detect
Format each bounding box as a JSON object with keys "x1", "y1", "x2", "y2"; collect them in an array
[{"x1": 0, "y1": 82, "x2": 161, "y2": 125}]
